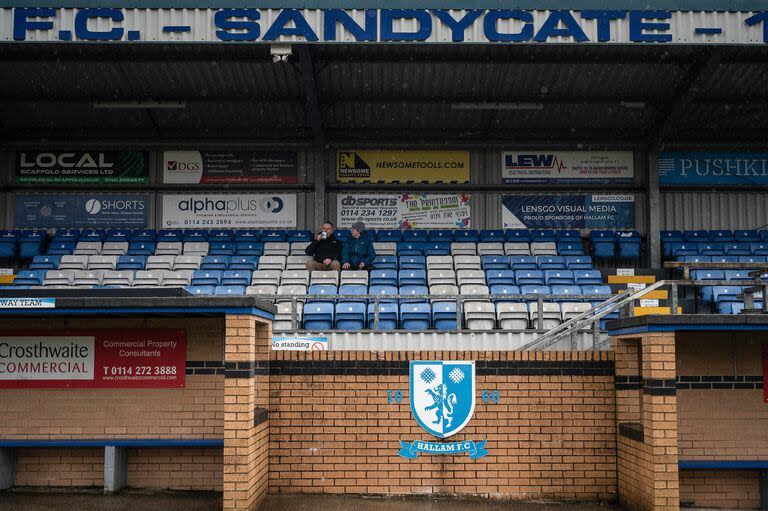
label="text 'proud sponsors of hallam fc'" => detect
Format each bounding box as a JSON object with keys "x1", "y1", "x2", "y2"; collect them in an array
[
  {"x1": 658, "y1": 152, "x2": 768, "y2": 186},
  {"x1": 13, "y1": 193, "x2": 150, "y2": 229},
  {"x1": 502, "y1": 194, "x2": 635, "y2": 229},
  {"x1": 337, "y1": 150, "x2": 470, "y2": 183},
  {"x1": 163, "y1": 150, "x2": 298, "y2": 184},
  {"x1": 7, "y1": 9, "x2": 768, "y2": 45},
  {"x1": 337, "y1": 193, "x2": 471, "y2": 230},
  {"x1": 0, "y1": 330, "x2": 186, "y2": 389},
  {"x1": 162, "y1": 194, "x2": 297, "y2": 228},
  {"x1": 502, "y1": 151, "x2": 633, "y2": 185},
  {"x1": 16, "y1": 151, "x2": 149, "y2": 185}
]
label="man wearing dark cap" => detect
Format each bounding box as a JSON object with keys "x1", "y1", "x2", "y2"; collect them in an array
[{"x1": 341, "y1": 222, "x2": 376, "y2": 270}]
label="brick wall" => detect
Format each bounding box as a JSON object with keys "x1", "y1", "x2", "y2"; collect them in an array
[
  {"x1": 14, "y1": 447, "x2": 103, "y2": 487},
  {"x1": 680, "y1": 470, "x2": 760, "y2": 509},
  {"x1": 268, "y1": 350, "x2": 616, "y2": 500},
  {"x1": 125, "y1": 447, "x2": 222, "y2": 491}
]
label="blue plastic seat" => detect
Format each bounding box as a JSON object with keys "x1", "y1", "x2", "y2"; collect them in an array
[
  {"x1": 53, "y1": 229, "x2": 80, "y2": 243},
  {"x1": 616, "y1": 231, "x2": 642, "y2": 259},
  {"x1": 565, "y1": 256, "x2": 593, "y2": 270},
  {"x1": 185, "y1": 285, "x2": 215, "y2": 295},
  {"x1": 398, "y1": 270, "x2": 427, "y2": 287},
  {"x1": 481, "y1": 255, "x2": 508, "y2": 270},
  {"x1": 157, "y1": 229, "x2": 183, "y2": 242},
  {"x1": 671, "y1": 243, "x2": 698, "y2": 257},
  {"x1": 367, "y1": 302, "x2": 398, "y2": 330},
  {"x1": 307, "y1": 284, "x2": 338, "y2": 302},
  {"x1": 537, "y1": 256, "x2": 566, "y2": 270},
  {"x1": 739, "y1": 255, "x2": 767, "y2": 264},
  {"x1": 697, "y1": 243, "x2": 724, "y2": 256},
  {"x1": 712, "y1": 256, "x2": 739, "y2": 265},
  {"x1": 729, "y1": 301, "x2": 764, "y2": 314},
  {"x1": 399, "y1": 285, "x2": 429, "y2": 303},
  {"x1": 724, "y1": 242, "x2": 751, "y2": 256},
  {"x1": 13, "y1": 270, "x2": 46, "y2": 286},
  {"x1": 573, "y1": 269, "x2": 602, "y2": 285},
  {"x1": 486, "y1": 270, "x2": 516, "y2": 287},
  {"x1": 29, "y1": 255, "x2": 61, "y2": 270},
  {"x1": 47, "y1": 241, "x2": 75, "y2": 256},
  {"x1": 397, "y1": 242, "x2": 424, "y2": 256},
  {"x1": 183, "y1": 229, "x2": 209, "y2": 242},
  {"x1": 79, "y1": 229, "x2": 106, "y2": 242},
  {"x1": 423, "y1": 242, "x2": 451, "y2": 256},
  {"x1": 582, "y1": 284, "x2": 612, "y2": 300},
  {"x1": 214, "y1": 285, "x2": 246, "y2": 295},
  {"x1": 509, "y1": 256, "x2": 537, "y2": 270},
  {"x1": 556, "y1": 230, "x2": 580, "y2": 241},
  {"x1": 229, "y1": 256, "x2": 259, "y2": 271},
  {"x1": 0, "y1": 239, "x2": 16, "y2": 260},
  {"x1": 709, "y1": 230, "x2": 735, "y2": 243},
  {"x1": 480, "y1": 229, "x2": 504, "y2": 242},
  {"x1": 400, "y1": 302, "x2": 431, "y2": 330},
  {"x1": 453, "y1": 230, "x2": 479, "y2": 243},
  {"x1": 335, "y1": 302, "x2": 367, "y2": 330},
  {"x1": 551, "y1": 285, "x2": 581, "y2": 302},
  {"x1": 370, "y1": 269, "x2": 397, "y2": 287},
  {"x1": 428, "y1": 230, "x2": 453, "y2": 242},
  {"x1": 338, "y1": 284, "x2": 368, "y2": 303},
  {"x1": 287, "y1": 230, "x2": 312, "y2": 243},
  {"x1": 399, "y1": 255, "x2": 426, "y2": 270},
  {"x1": 20, "y1": 231, "x2": 46, "y2": 259},
  {"x1": 735, "y1": 230, "x2": 760, "y2": 242},
  {"x1": 131, "y1": 229, "x2": 157, "y2": 242},
  {"x1": 191, "y1": 270, "x2": 223, "y2": 286},
  {"x1": 515, "y1": 270, "x2": 544, "y2": 286},
  {"x1": 105, "y1": 229, "x2": 131, "y2": 242},
  {"x1": 683, "y1": 230, "x2": 710, "y2": 242},
  {"x1": 749, "y1": 243, "x2": 768, "y2": 255},
  {"x1": 235, "y1": 242, "x2": 264, "y2": 256},
  {"x1": 128, "y1": 242, "x2": 156, "y2": 256},
  {"x1": 691, "y1": 270, "x2": 724, "y2": 281},
  {"x1": 489, "y1": 284, "x2": 521, "y2": 302},
  {"x1": 556, "y1": 242, "x2": 584, "y2": 256},
  {"x1": 201, "y1": 255, "x2": 230, "y2": 270},
  {"x1": 209, "y1": 241, "x2": 235, "y2": 256},
  {"x1": 531, "y1": 229, "x2": 556, "y2": 243},
  {"x1": 261, "y1": 230, "x2": 287, "y2": 242},
  {"x1": 520, "y1": 285, "x2": 551, "y2": 301},
  {"x1": 402, "y1": 230, "x2": 428, "y2": 242},
  {"x1": 505, "y1": 229, "x2": 531, "y2": 243},
  {"x1": 661, "y1": 230, "x2": 683, "y2": 243},
  {"x1": 377, "y1": 229, "x2": 402, "y2": 242},
  {"x1": 234, "y1": 229, "x2": 261, "y2": 241},
  {"x1": 209, "y1": 229, "x2": 235, "y2": 242},
  {"x1": 372, "y1": 256, "x2": 397, "y2": 270},
  {"x1": 680, "y1": 255, "x2": 711, "y2": 264},
  {"x1": 544, "y1": 270, "x2": 575, "y2": 285},
  {"x1": 590, "y1": 230, "x2": 616, "y2": 258},
  {"x1": 724, "y1": 270, "x2": 749, "y2": 281},
  {"x1": 713, "y1": 286, "x2": 743, "y2": 311},
  {"x1": 432, "y1": 302, "x2": 458, "y2": 330},
  {"x1": 222, "y1": 270, "x2": 252, "y2": 287},
  {"x1": 303, "y1": 302, "x2": 334, "y2": 329},
  {"x1": 117, "y1": 256, "x2": 146, "y2": 271}
]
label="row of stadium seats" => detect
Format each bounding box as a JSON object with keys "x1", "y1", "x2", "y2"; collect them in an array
[
  {"x1": 662, "y1": 229, "x2": 768, "y2": 243},
  {"x1": 26, "y1": 254, "x2": 599, "y2": 272},
  {"x1": 665, "y1": 242, "x2": 768, "y2": 259}
]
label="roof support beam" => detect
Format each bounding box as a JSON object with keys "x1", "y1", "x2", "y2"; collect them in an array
[{"x1": 295, "y1": 46, "x2": 326, "y2": 147}]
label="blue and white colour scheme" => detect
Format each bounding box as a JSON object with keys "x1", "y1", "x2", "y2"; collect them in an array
[
  {"x1": 0, "y1": 298, "x2": 55, "y2": 309},
  {"x1": 4, "y1": 8, "x2": 768, "y2": 44},
  {"x1": 658, "y1": 152, "x2": 768, "y2": 187},
  {"x1": 397, "y1": 439, "x2": 489, "y2": 459},
  {"x1": 410, "y1": 360, "x2": 476, "y2": 438}
]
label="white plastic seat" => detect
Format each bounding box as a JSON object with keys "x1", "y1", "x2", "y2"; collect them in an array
[
  {"x1": 132, "y1": 270, "x2": 166, "y2": 287},
  {"x1": 174, "y1": 255, "x2": 202, "y2": 270},
  {"x1": 450, "y1": 242, "x2": 477, "y2": 256},
  {"x1": 183, "y1": 242, "x2": 209, "y2": 256},
  {"x1": 74, "y1": 241, "x2": 102, "y2": 255},
  {"x1": 373, "y1": 242, "x2": 397, "y2": 256},
  {"x1": 290, "y1": 242, "x2": 310, "y2": 255},
  {"x1": 87, "y1": 255, "x2": 118, "y2": 271},
  {"x1": 528, "y1": 302, "x2": 562, "y2": 330},
  {"x1": 146, "y1": 255, "x2": 175, "y2": 271},
  {"x1": 340, "y1": 271, "x2": 368, "y2": 286},
  {"x1": 251, "y1": 270, "x2": 281, "y2": 287},
  {"x1": 246, "y1": 284, "x2": 278, "y2": 296},
  {"x1": 561, "y1": 302, "x2": 591, "y2": 321},
  {"x1": 457, "y1": 269, "x2": 486, "y2": 286},
  {"x1": 43, "y1": 270, "x2": 75, "y2": 286},
  {"x1": 459, "y1": 284, "x2": 490, "y2": 302},
  {"x1": 429, "y1": 284, "x2": 459, "y2": 301},
  {"x1": 100, "y1": 242, "x2": 129, "y2": 256},
  {"x1": 531, "y1": 242, "x2": 558, "y2": 256},
  {"x1": 277, "y1": 284, "x2": 308, "y2": 303},
  {"x1": 102, "y1": 270, "x2": 134, "y2": 287},
  {"x1": 286, "y1": 255, "x2": 312, "y2": 270},
  {"x1": 163, "y1": 270, "x2": 193, "y2": 287},
  {"x1": 310, "y1": 270, "x2": 339, "y2": 286},
  {"x1": 73, "y1": 270, "x2": 103, "y2": 287},
  {"x1": 258, "y1": 256, "x2": 286, "y2": 270},
  {"x1": 263, "y1": 242, "x2": 290, "y2": 256},
  {"x1": 504, "y1": 242, "x2": 531, "y2": 256},
  {"x1": 477, "y1": 243, "x2": 504, "y2": 256},
  {"x1": 59, "y1": 255, "x2": 88, "y2": 270},
  {"x1": 426, "y1": 256, "x2": 454, "y2": 270},
  {"x1": 427, "y1": 270, "x2": 457, "y2": 286},
  {"x1": 463, "y1": 302, "x2": 496, "y2": 330},
  {"x1": 281, "y1": 270, "x2": 310, "y2": 287},
  {"x1": 273, "y1": 301, "x2": 304, "y2": 331},
  {"x1": 496, "y1": 302, "x2": 529, "y2": 330},
  {"x1": 453, "y1": 255, "x2": 482, "y2": 270},
  {"x1": 155, "y1": 242, "x2": 183, "y2": 256}
]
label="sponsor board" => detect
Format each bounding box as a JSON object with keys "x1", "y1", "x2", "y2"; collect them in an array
[
  {"x1": 659, "y1": 152, "x2": 768, "y2": 186},
  {"x1": 13, "y1": 193, "x2": 150, "y2": 229},
  {"x1": 337, "y1": 150, "x2": 470, "y2": 183},
  {"x1": 272, "y1": 336, "x2": 328, "y2": 351},
  {"x1": 162, "y1": 193, "x2": 296, "y2": 228},
  {"x1": 502, "y1": 151, "x2": 633, "y2": 184},
  {"x1": 15, "y1": 151, "x2": 148, "y2": 185},
  {"x1": 163, "y1": 150, "x2": 298, "y2": 184},
  {"x1": 337, "y1": 193, "x2": 471, "y2": 229},
  {"x1": 0, "y1": 329, "x2": 185, "y2": 389},
  {"x1": 0, "y1": 298, "x2": 55, "y2": 309},
  {"x1": 502, "y1": 194, "x2": 635, "y2": 229},
  {"x1": 616, "y1": 268, "x2": 636, "y2": 276}
]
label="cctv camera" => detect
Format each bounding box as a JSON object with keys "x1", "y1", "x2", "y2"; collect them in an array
[{"x1": 270, "y1": 44, "x2": 292, "y2": 63}]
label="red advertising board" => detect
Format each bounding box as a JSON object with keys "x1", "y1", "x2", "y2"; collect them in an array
[{"x1": 0, "y1": 329, "x2": 185, "y2": 389}]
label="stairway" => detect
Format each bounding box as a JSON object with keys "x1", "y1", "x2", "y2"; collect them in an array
[{"x1": 606, "y1": 268, "x2": 681, "y2": 316}]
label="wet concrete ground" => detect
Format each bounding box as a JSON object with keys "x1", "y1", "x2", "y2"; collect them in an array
[{"x1": 0, "y1": 491, "x2": 621, "y2": 511}]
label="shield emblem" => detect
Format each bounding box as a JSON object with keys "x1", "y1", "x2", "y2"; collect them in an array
[{"x1": 410, "y1": 361, "x2": 475, "y2": 438}]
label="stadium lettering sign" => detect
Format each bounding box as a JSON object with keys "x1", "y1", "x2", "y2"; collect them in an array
[{"x1": 6, "y1": 8, "x2": 768, "y2": 44}]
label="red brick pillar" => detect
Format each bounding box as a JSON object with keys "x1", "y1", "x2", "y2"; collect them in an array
[{"x1": 223, "y1": 314, "x2": 270, "y2": 511}]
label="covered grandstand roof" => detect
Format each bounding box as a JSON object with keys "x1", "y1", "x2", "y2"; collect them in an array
[{"x1": 2, "y1": 43, "x2": 768, "y2": 146}]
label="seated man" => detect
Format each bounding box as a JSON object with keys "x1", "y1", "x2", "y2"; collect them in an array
[
  {"x1": 342, "y1": 222, "x2": 376, "y2": 271},
  {"x1": 305, "y1": 221, "x2": 343, "y2": 272}
]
